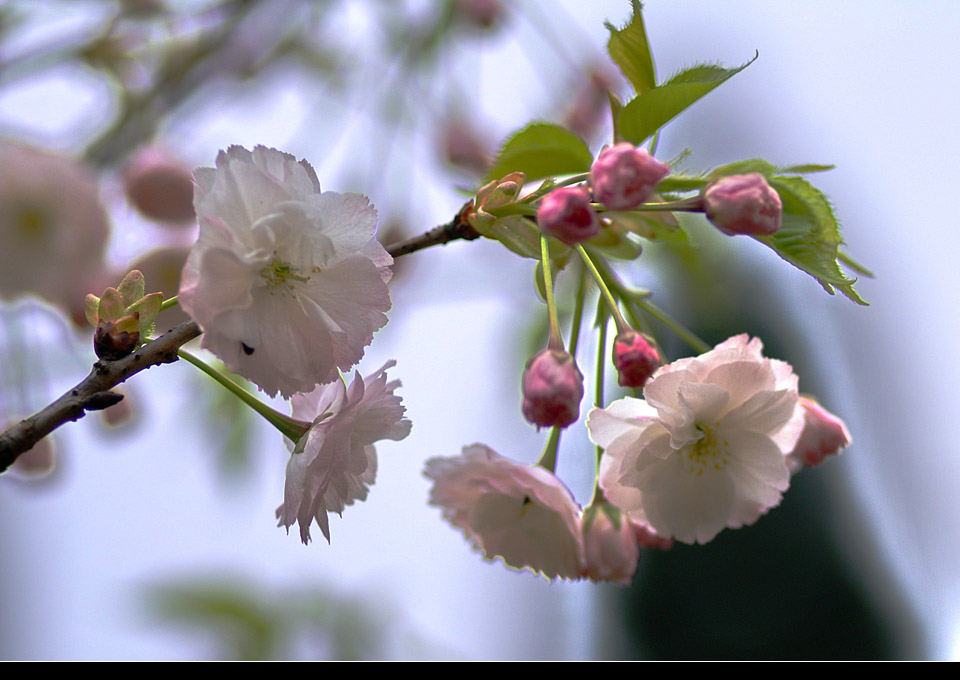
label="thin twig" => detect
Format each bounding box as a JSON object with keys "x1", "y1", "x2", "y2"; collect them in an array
[
  {"x1": 384, "y1": 201, "x2": 480, "y2": 257},
  {"x1": 0, "y1": 320, "x2": 202, "y2": 473}
]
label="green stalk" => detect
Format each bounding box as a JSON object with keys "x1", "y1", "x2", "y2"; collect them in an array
[
  {"x1": 537, "y1": 426, "x2": 562, "y2": 473},
  {"x1": 178, "y1": 348, "x2": 310, "y2": 442},
  {"x1": 567, "y1": 264, "x2": 587, "y2": 360},
  {"x1": 575, "y1": 245, "x2": 629, "y2": 334},
  {"x1": 540, "y1": 234, "x2": 565, "y2": 351},
  {"x1": 159, "y1": 295, "x2": 179, "y2": 312}
]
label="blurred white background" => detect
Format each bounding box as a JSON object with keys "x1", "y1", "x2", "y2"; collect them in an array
[{"x1": 0, "y1": 0, "x2": 957, "y2": 659}]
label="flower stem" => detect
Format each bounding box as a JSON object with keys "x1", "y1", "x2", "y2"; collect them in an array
[
  {"x1": 592, "y1": 256, "x2": 710, "y2": 354},
  {"x1": 537, "y1": 425, "x2": 562, "y2": 473},
  {"x1": 177, "y1": 348, "x2": 309, "y2": 442},
  {"x1": 540, "y1": 234, "x2": 564, "y2": 351},
  {"x1": 633, "y1": 298, "x2": 710, "y2": 354},
  {"x1": 567, "y1": 264, "x2": 587, "y2": 360},
  {"x1": 594, "y1": 312, "x2": 608, "y2": 470},
  {"x1": 159, "y1": 295, "x2": 178, "y2": 312},
  {"x1": 575, "y1": 245, "x2": 629, "y2": 334}
]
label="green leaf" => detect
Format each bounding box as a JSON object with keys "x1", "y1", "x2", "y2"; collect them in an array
[
  {"x1": 606, "y1": 0, "x2": 656, "y2": 95},
  {"x1": 707, "y1": 158, "x2": 779, "y2": 179},
  {"x1": 485, "y1": 215, "x2": 542, "y2": 259},
  {"x1": 756, "y1": 176, "x2": 867, "y2": 304},
  {"x1": 657, "y1": 175, "x2": 709, "y2": 194},
  {"x1": 485, "y1": 123, "x2": 593, "y2": 184},
  {"x1": 618, "y1": 54, "x2": 758, "y2": 144},
  {"x1": 117, "y1": 270, "x2": 145, "y2": 307},
  {"x1": 779, "y1": 163, "x2": 836, "y2": 175}
]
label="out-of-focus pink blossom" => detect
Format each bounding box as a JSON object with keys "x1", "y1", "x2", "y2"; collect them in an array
[
  {"x1": 0, "y1": 141, "x2": 110, "y2": 312},
  {"x1": 786, "y1": 396, "x2": 851, "y2": 471},
  {"x1": 590, "y1": 143, "x2": 669, "y2": 211},
  {"x1": 537, "y1": 187, "x2": 600, "y2": 245},
  {"x1": 703, "y1": 173, "x2": 782, "y2": 236},
  {"x1": 424, "y1": 444, "x2": 585, "y2": 580},
  {"x1": 582, "y1": 505, "x2": 639, "y2": 585},
  {"x1": 179, "y1": 145, "x2": 393, "y2": 398},
  {"x1": 613, "y1": 329, "x2": 661, "y2": 388},
  {"x1": 588, "y1": 334, "x2": 805, "y2": 545},
  {"x1": 123, "y1": 147, "x2": 196, "y2": 225},
  {"x1": 521, "y1": 349, "x2": 584, "y2": 429},
  {"x1": 277, "y1": 361, "x2": 411, "y2": 544}
]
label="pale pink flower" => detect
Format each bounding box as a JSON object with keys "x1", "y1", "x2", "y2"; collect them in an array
[
  {"x1": 587, "y1": 334, "x2": 805, "y2": 545},
  {"x1": 0, "y1": 141, "x2": 110, "y2": 311},
  {"x1": 786, "y1": 396, "x2": 851, "y2": 471},
  {"x1": 179, "y1": 145, "x2": 392, "y2": 397},
  {"x1": 277, "y1": 361, "x2": 411, "y2": 543},
  {"x1": 581, "y1": 505, "x2": 640, "y2": 585},
  {"x1": 424, "y1": 444, "x2": 585, "y2": 580}
]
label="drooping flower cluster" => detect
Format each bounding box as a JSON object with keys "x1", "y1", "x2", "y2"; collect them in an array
[
  {"x1": 179, "y1": 145, "x2": 393, "y2": 398},
  {"x1": 588, "y1": 335, "x2": 807, "y2": 544},
  {"x1": 176, "y1": 145, "x2": 409, "y2": 548},
  {"x1": 278, "y1": 361, "x2": 411, "y2": 543}
]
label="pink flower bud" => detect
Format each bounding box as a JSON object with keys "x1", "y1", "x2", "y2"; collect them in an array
[
  {"x1": 787, "y1": 396, "x2": 851, "y2": 470},
  {"x1": 590, "y1": 143, "x2": 670, "y2": 210},
  {"x1": 613, "y1": 330, "x2": 660, "y2": 388},
  {"x1": 123, "y1": 147, "x2": 196, "y2": 225},
  {"x1": 582, "y1": 506, "x2": 640, "y2": 585},
  {"x1": 521, "y1": 349, "x2": 584, "y2": 429},
  {"x1": 537, "y1": 187, "x2": 600, "y2": 245},
  {"x1": 703, "y1": 173, "x2": 782, "y2": 236}
]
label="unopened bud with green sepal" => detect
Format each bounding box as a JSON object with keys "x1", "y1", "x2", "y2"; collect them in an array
[{"x1": 84, "y1": 270, "x2": 164, "y2": 360}]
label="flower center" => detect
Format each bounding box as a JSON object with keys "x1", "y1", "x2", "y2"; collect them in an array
[
  {"x1": 259, "y1": 257, "x2": 316, "y2": 295},
  {"x1": 17, "y1": 207, "x2": 47, "y2": 241},
  {"x1": 679, "y1": 422, "x2": 730, "y2": 475}
]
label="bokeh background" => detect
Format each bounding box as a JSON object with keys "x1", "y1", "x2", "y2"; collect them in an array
[{"x1": 0, "y1": 0, "x2": 957, "y2": 659}]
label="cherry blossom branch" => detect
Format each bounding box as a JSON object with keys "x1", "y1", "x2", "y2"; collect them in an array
[
  {"x1": 0, "y1": 204, "x2": 482, "y2": 473},
  {"x1": 384, "y1": 201, "x2": 480, "y2": 257},
  {"x1": 0, "y1": 320, "x2": 202, "y2": 473}
]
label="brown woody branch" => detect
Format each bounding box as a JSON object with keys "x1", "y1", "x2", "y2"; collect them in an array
[{"x1": 0, "y1": 202, "x2": 480, "y2": 473}]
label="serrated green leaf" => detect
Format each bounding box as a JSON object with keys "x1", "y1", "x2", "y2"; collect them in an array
[
  {"x1": 779, "y1": 163, "x2": 836, "y2": 175},
  {"x1": 755, "y1": 176, "x2": 867, "y2": 305},
  {"x1": 606, "y1": 0, "x2": 656, "y2": 95},
  {"x1": 485, "y1": 123, "x2": 593, "y2": 184},
  {"x1": 618, "y1": 54, "x2": 757, "y2": 144},
  {"x1": 707, "y1": 158, "x2": 779, "y2": 179}
]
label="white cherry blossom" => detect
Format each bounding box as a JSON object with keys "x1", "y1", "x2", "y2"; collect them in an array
[
  {"x1": 277, "y1": 361, "x2": 411, "y2": 543},
  {"x1": 179, "y1": 145, "x2": 392, "y2": 397},
  {"x1": 587, "y1": 334, "x2": 806, "y2": 545},
  {"x1": 424, "y1": 444, "x2": 585, "y2": 580}
]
